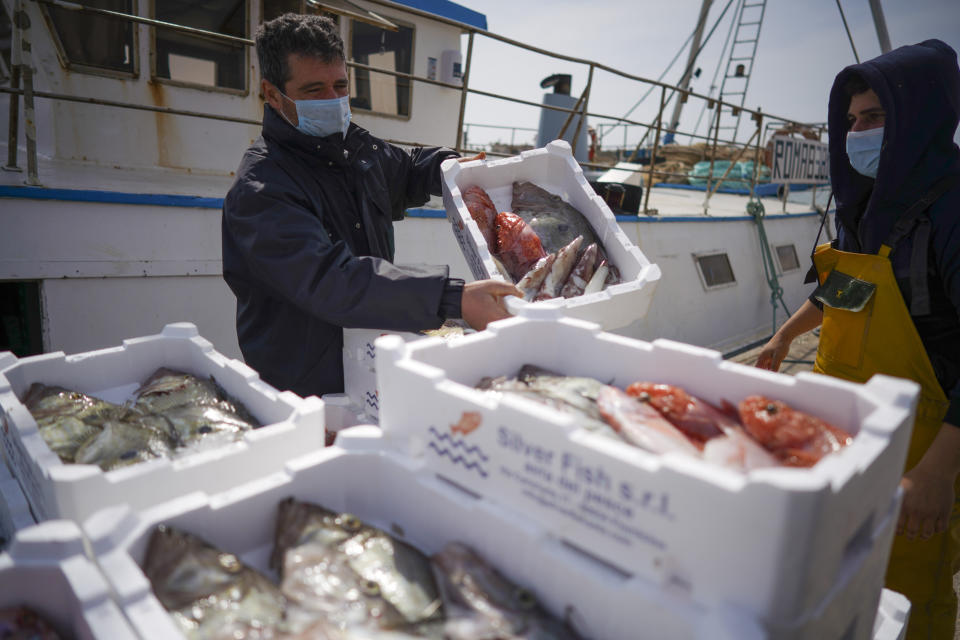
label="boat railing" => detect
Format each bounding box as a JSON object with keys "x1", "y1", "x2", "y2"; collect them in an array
[{"x1": 2, "y1": 0, "x2": 825, "y2": 214}]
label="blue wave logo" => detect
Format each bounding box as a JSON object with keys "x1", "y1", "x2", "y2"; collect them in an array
[
  {"x1": 364, "y1": 343, "x2": 376, "y2": 360},
  {"x1": 364, "y1": 390, "x2": 379, "y2": 411},
  {"x1": 426, "y1": 426, "x2": 489, "y2": 477}
]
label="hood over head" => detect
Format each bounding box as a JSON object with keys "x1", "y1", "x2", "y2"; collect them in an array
[{"x1": 828, "y1": 39, "x2": 960, "y2": 253}]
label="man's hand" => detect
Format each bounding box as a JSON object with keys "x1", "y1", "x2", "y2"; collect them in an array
[
  {"x1": 896, "y1": 422, "x2": 960, "y2": 540},
  {"x1": 898, "y1": 465, "x2": 955, "y2": 540},
  {"x1": 755, "y1": 334, "x2": 792, "y2": 371},
  {"x1": 458, "y1": 151, "x2": 486, "y2": 163},
  {"x1": 461, "y1": 279, "x2": 521, "y2": 331}
]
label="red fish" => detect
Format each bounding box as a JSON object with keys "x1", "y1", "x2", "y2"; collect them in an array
[
  {"x1": 738, "y1": 396, "x2": 853, "y2": 467},
  {"x1": 625, "y1": 382, "x2": 730, "y2": 445},
  {"x1": 462, "y1": 186, "x2": 498, "y2": 252},
  {"x1": 597, "y1": 386, "x2": 700, "y2": 456},
  {"x1": 495, "y1": 211, "x2": 547, "y2": 282}
]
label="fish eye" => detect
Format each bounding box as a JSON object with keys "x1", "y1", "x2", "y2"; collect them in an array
[
  {"x1": 339, "y1": 514, "x2": 362, "y2": 532},
  {"x1": 361, "y1": 580, "x2": 381, "y2": 596},
  {"x1": 120, "y1": 450, "x2": 138, "y2": 460},
  {"x1": 515, "y1": 588, "x2": 536, "y2": 609},
  {"x1": 198, "y1": 425, "x2": 212, "y2": 434},
  {"x1": 765, "y1": 403, "x2": 778, "y2": 414},
  {"x1": 638, "y1": 392, "x2": 651, "y2": 402}
]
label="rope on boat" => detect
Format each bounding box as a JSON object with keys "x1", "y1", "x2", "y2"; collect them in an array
[{"x1": 747, "y1": 198, "x2": 791, "y2": 334}]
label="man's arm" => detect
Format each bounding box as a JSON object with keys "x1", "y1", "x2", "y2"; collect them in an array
[
  {"x1": 224, "y1": 166, "x2": 450, "y2": 331},
  {"x1": 755, "y1": 300, "x2": 824, "y2": 371}
]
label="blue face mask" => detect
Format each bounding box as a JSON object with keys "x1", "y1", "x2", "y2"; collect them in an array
[
  {"x1": 280, "y1": 91, "x2": 351, "y2": 139},
  {"x1": 845, "y1": 127, "x2": 884, "y2": 178}
]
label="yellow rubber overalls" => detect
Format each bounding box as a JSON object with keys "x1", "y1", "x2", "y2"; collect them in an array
[{"x1": 812, "y1": 188, "x2": 960, "y2": 639}]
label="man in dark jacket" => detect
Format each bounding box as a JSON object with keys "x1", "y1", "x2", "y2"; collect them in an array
[
  {"x1": 756, "y1": 40, "x2": 960, "y2": 638},
  {"x1": 223, "y1": 13, "x2": 518, "y2": 398}
]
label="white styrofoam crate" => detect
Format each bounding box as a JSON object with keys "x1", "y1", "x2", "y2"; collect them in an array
[
  {"x1": 441, "y1": 139, "x2": 661, "y2": 330},
  {"x1": 83, "y1": 429, "x2": 777, "y2": 640},
  {"x1": 321, "y1": 392, "x2": 374, "y2": 441},
  {"x1": 0, "y1": 520, "x2": 138, "y2": 639},
  {"x1": 344, "y1": 328, "x2": 424, "y2": 420},
  {"x1": 765, "y1": 488, "x2": 899, "y2": 639},
  {"x1": 0, "y1": 456, "x2": 35, "y2": 548},
  {"x1": 872, "y1": 589, "x2": 910, "y2": 640},
  {"x1": 373, "y1": 312, "x2": 918, "y2": 624},
  {"x1": 80, "y1": 430, "x2": 908, "y2": 640},
  {"x1": 0, "y1": 322, "x2": 325, "y2": 523}
]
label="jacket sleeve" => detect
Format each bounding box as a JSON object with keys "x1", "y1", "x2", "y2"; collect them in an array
[
  {"x1": 383, "y1": 144, "x2": 460, "y2": 221},
  {"x1": 223, "y1": 157, "x2": 450, "y2": 332}
]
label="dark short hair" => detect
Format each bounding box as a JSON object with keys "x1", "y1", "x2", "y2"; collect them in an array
[
  {"x1": 842, "y1": 72, "x2": 872, "y2": 98},
  {"x1": 255, "y1": 13, "x2": 345, "y2": 92}
]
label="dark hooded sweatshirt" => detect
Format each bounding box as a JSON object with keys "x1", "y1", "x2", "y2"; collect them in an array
[
  {"x1": 824, "y1": 39, "x2": 960, "y2": 425},
  {"x1": 222, "y1": 105, "x2": 461, "y2": 398}
]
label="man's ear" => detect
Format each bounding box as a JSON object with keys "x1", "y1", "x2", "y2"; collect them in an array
[{"x1": 262, "y1": 78, "x2": 284, "y2": 114}]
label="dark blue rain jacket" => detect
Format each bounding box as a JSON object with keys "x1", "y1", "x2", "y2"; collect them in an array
[
  {"x1": 826, "y1": 39, "x2": 960, "y2": 424},
  {"x1": 222, "y1": 106, "x2": 461, "y2": 398}
]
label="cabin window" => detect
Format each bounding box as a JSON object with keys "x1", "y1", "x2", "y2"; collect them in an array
[
  {"x1": 694, "y1": 252, "x2": 737, "y2": 289},
  {"x1": 42, "y1": 0, "x2": 136, "y2": 75},
  {"x1": 154, "y1": 0, "x2": 247, "y2": 91},
  {"x1": 775, "y1": 244, "x2": 800, "y2": 272},
  {"x1": 349, "y1": 19, "x2": 413, "y2": 118}
]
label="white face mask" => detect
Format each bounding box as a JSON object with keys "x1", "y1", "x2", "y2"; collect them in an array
[
  {"x1": 279, "y1": 90, "x2": 351, "y2": 139},
  {"x1": 845, "y1": 127, "x2": 884, "y2": 178}
]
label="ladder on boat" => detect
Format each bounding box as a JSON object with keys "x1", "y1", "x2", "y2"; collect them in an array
[{"x1": 710, "y1": 0, "x2": 767, "y2": 142}]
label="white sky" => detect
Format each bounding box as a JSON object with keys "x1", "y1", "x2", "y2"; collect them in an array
[{"x1": 453, "y1": 0, "x2": 960, "y2": 150}]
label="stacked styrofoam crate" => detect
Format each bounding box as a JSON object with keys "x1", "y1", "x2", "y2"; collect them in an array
[
  {"x1": 372, "y1": 312, "x2": 918, "y2": 638},
  {"x1": 872, "y1": 590, "x2": 910, "y2": 640},
  {"x1": 320, "y1": 392, "x2": 373, "y2": 445},
  {"x1": 0, "y1": 520, "x2": 137, "y2": 638},
  {"x1": 0, "y1": 453, "x2": 35, "y2": 548},
  {"x1": 342, "y1": 328, "x2": 422, "y2": 421},
  {"x1": 0, "y1": 322, "x2": 325, "y2": 524},
  {"x1": 441, "y1": 139, "x2": 661, "y2": 330},
  {"x1": 83, "y1": 428, "x2": 776, "y2": 640}
]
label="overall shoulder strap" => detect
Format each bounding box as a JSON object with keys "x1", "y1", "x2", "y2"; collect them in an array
[{"x1": 879, "y1": 173, "x2": 960, "y2": 316}]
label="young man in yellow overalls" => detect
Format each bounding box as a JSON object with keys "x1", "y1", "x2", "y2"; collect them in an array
[{"x1": 756, "y1": 40, "x2": 960, "y2": 639}]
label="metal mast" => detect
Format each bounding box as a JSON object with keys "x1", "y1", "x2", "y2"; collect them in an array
[{"x1": 664, "y1": 0, "x2": 714, "y2": 143}]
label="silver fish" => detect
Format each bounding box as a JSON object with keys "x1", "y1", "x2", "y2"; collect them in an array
[
  {"x1": 281, "y1": 536, "x2": 410, "y2": 634},
  {"x1": 535, "y1": 236, "x2": 582, "y2": 301},
  {"x1": 37, "y1": 417, "x2": 102, "y2": 463},
  {"x1": 72, "y1": 416, "x2": 175, "y2": 471},
  {"x1": 477, "y1": 365, "x2": 617, "y2": 437},
  {"x1": 24, "y1": 384, "x2": 123, "y2": 461},
  {"x1": 143, "y1": 525, "x2": 287, "y2": 640},
  {"x1": 133, "y1": 368, "x2": 223, "y2": 415},
  {"x1": 516, "y1": 255, "x2": 556, "y2": 301},
  {"x1": 273, "y1": 499, "x2": 441, "y2": 631},
  {"x1": 511, "y1": 182, "x2": 601, "y2": 256},
  {"x1": 432, "y1": 542, "x2": 580, "y2": 639},
  {"x1": 341, "y1": 527, "x2": 444, "y2": 626},
  {"x1": 161, "y1": 404, "x2": 255, "y2": 450}
]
